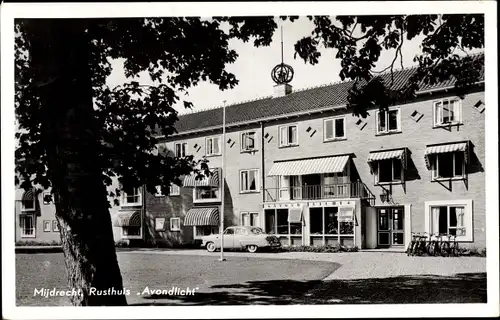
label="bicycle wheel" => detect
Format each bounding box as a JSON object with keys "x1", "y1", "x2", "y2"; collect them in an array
[{"x1": 441, "y1": 242, "x2": 450, "y2": 257}]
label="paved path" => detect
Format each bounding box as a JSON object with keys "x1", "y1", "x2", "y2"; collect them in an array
[{"x1": 124, "y1": 249, "x2": 486, "y2": 281}]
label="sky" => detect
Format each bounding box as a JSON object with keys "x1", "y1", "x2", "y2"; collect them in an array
[{"x1": 105, "y1": 17, "x2": 424, "y2": 115}]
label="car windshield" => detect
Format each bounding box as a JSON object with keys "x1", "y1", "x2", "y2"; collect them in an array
[{"x1": 250, "y1": 227, "x2": 264, "y2": 235}]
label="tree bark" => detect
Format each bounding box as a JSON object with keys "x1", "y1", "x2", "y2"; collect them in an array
[{"x1": 26, "y1": 19, "x2": 127, "y2": 306}]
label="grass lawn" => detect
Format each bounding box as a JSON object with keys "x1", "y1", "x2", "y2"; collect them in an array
[{"x1": 15, "y1": 252, "x2": 338, "y2": 306}]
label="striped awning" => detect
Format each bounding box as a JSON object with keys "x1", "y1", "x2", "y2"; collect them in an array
[
  {"x1": 184, "y1": 207, "x2": 220, "y2": 226},
  {"x1": 21, "y1": 189, "x2": 35, "y2": 201},
  {"x1": 268, "y1": 155, "x2": 350, "y2": 176},
  {"x1": 113, "y1": 211, "x2": 141, "y2": 227},
  {"x1": 367, "y1": 148, "x2": 407, "y2": 171},
  {"x1": 183, "y1": 168, "x2": 220, "y2": 188},
  {"x1": 424, "y1": 142, "x2": 469, "y2": 169}
]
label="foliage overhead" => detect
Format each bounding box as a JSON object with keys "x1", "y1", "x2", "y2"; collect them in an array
[{"x1": 15, "y1": 15, "x2": 484, "y2": 196}]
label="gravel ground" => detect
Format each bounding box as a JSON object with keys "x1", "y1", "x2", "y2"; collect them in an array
[
  {"x1": 15, "y1": 249, "x2": 486, "y2": 305},
  {"x1": 124, "y1": 248, "x2": 487, "y2": 280},
  {"x1": 15, "y1": 252, "x2": 337, "y2": 306}
]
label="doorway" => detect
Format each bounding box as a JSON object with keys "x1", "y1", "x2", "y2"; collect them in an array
[{"x1": 377, "y1": 207, "x2": 405, "y2": 248}]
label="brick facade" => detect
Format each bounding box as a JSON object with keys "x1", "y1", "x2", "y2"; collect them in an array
[{"x1": 147, "y1": 88, "x2": 485, "y2": 249}]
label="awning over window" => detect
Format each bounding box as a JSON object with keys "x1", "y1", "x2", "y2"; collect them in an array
[
  {"x1": 367, "y1": 148, "x2": 407, "y2": 171},
  {"x1": 338, "y1": 206, "x2": 354, "y2": 222},
  {"x1": 113, "y1": 211, "x2": 141, "y2": 227},
  {"x1": 21, "y1": 189, "x2": 35, "y2": 201},
  {"x1": 424, "y1": 141, "x2": 469, "y2": 169},
  {"x1": 183, "y1": 168, "x2": 220, "y2": 188},
  {"x1": 184, "y1": 207, "x2": 220, "y2": 226},
  {"x1": 268, "y1": 155, "x2": 350, "y2": 176},
  {"x1": 288, "y1": 207, "x2": 303, "y2": 223}
]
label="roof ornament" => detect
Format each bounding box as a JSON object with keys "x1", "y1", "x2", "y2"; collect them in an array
[{"x1": 271, "y1": 26, "x2": 294, "y2": 85}]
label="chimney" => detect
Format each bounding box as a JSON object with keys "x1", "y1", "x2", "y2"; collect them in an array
[{"x1": 273, "y1": 83, "x2": 293, "y2": 98}]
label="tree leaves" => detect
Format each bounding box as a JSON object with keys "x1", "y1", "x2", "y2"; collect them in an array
[{"x1": 14, "y1": 15, "x2": 484, "y2": 196}]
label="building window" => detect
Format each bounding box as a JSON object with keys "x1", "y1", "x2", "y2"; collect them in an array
[
  {"x1": 155, "y1": 218, "x2": 166, "y2": 231},
  {"x1": 121, "y1": 187, "x2": 142, "y2": 206},
  {"x1": 206, "y1": 136, "x2": 221, "y2": 156},
  {"x1": 43, "y1": 220, "x2": 51, "y2": 232},
  {"x1": 52, "y1": 220, "x2": 60, "y2": 232},
  {"x1": 241, "y1": 212, "x2": 259, "y2": 227},
  {"x1": 154, "y1": 185, "x2": 164, "y2": 197},
  {"x1": 264, "y1": 209, "x2": 288, "y2": 234},
  {"x1": 376, "y1": 108, "x2": 401, "y2": 134},
  {"x1": 433, "y1": 98, "x2": 462, "y2": 126},
  {"x1": 174, "y1": 142, "x2": 188, "y2": 158},
  {"x1": 169, "y1": 185, "x2": 180, "y2": 196},
  {"x1": 195, "y1": 226, "x2": 219, "y2": 238},
  {"x1": 324, "y1": 117, "x2": 346, "y2": 141},
  {"x1": 425, "y1": 200, "x2": 472, "y2": 241},
  {"x1": 431, "y1": 152, "x2": 465, "y2": 180},
  {"x1": 20, "y1": 214, "x2": 35, "y2": 237},
  {"x1": 43, "y1": 192, "x2": 52, "y2": 205},
  {"x1": 240, "y1": 169, "x2": 259, "y2": 193},
  {"x1": 279, "y1": 125, "x2": 298, "y2": 147},
  {"x1": 241, "y1": 132, "x2": 257, "y2": 151},
  {"x1": 170, "y1": 218, "x2": 181, "y2": 231},
  {"x1": 21, "y1": 198, "x2": 35, "y2": 212},
  {"x1": 376, "y1": 159, "x2": 403, "y2": 184},
  {"x1": 122, "y1": 227, "x2": 141, "y2": 237},
  {"x1": 194, "y1": 186, "x2": 220, "y2": 202}
]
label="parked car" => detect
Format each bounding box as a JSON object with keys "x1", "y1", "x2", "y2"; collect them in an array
[{"x1": 201, "y1": 226, "x2": 281, "y2": 253}]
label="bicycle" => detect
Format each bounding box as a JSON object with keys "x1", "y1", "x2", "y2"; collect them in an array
[
  {"x1": 439, "y1": 233, "x2": 450, "y2": 257},
  {"x1": 427, "y1": 233, "x2": 440, "y2": 256},
  {"x1": 415, "y1": 232, "x2": 428, "y2": 256},
  {"x1": 449, "y1": 234, "x2": 459, "y2": 257},
  {"x1": 407, "y1": 232, "x2": 418, "y2": 256}
]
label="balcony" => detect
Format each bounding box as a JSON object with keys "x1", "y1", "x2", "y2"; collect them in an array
[{"x1": 264, "y1": 181, "x2": 374, "y2": 203}]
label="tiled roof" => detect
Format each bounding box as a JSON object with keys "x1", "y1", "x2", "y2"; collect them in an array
[{"x1": 168, "y1": 53, "x2": 484, "y2": 135}]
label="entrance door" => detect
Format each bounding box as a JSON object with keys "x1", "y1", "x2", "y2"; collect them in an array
[
  {"x1": 377, "y1": 207, "x2": 405, "y2": 248},
  {"x1": 302, "y1": 174, "x2": 321, "y2": 200}
]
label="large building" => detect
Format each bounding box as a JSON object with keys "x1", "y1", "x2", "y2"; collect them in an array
[{"x1": 15, "y1": 55, "x2": 486, "y2": 250}]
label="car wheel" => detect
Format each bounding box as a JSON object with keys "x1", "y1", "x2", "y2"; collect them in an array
[
  {"x1": 247, "y1": 245, "x2": 258, "y2": 253},
  {"x1": 206, "y1": 242, "x2": 216, "y2": 252}
]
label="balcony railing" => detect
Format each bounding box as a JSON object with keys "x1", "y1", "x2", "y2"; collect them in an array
[{"x1": 264, "y1": 181, "x2": 374, "y2": 202}]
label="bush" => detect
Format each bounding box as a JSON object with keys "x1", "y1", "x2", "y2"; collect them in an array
[
  {"x1": 15, "y1": 240, "x2": 60, "y2": 246},
  {"x1": 278, "y1": 244, "x2": 359, "y2": 253}
]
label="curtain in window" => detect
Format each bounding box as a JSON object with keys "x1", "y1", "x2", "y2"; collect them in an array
[
  {"x1": 279, "y1": 127, "x2": 287, "y2": 145},
  {"x1": 289, "y1": 126, "x2": 297, "y2": 144},
  {"x1": 325, "y1": 120, "x2": 333, "y2": 139},
  {"x1": 431, "y1": 207, "x2": 440, "y2": 234},
  {"x1": 251, "y1": 213, "x2": 259, "y2": 227},
  {"x1": 242, "y1": 213, "x2": 250, "y2": 226},
  {"x1": 435, "y1": 101, "x2": 442, "y2": 124}
]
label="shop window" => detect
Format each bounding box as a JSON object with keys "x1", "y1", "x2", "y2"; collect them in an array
[{"x1": 195, "y1": 226, "x2": 219, "y2": 238}]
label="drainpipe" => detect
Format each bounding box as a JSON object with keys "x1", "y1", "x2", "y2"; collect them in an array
[{"x1": 260, "y1": 121, "x2": 265, "y2": 227}]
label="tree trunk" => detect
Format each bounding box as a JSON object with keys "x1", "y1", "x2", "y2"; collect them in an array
[{"x1": 26, "y1": 19, "x2": 127, "y2": 306}]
